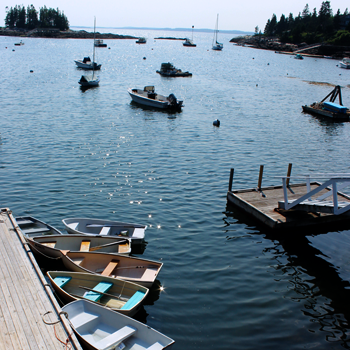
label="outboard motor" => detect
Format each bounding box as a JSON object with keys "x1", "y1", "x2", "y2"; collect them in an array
[{"x1": 168, "y1": 93, "x2": 177, "y2": 106}]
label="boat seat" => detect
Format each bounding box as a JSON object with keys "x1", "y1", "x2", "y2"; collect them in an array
[
  {"x1": 22, "y1": 227, "x2": 50, "y2": 235},
  {"x1": 99, "y1": 227, "x2": 110, "y2": 236},
  {"x1": 101, "y1": 260, "x2": 119, "y2": 276},
  {"x1": 42, "y1": 241, "x2": 56, "y2": 248},
  {"x1": 83, "y1": 282, "x2": 114, "y2": 302},
  {"x1": 146, "y1": 342, "x2": 164, "y2": 350},
  {"x1": 71, "y1": 312, "x2": 99, "y2": 329},
  {"x1": 94, "y1": 325, "x2": 136, "y2": 350},
  {"x1": 80, "y1": 240, "x2": 91, "y2": 251},
  {"x1": 72, "y1": 257, "x2": 85, "y2": 266},
  {"x1": 67, "y1": 222, "x2": 79, "y2": 230},
  {"x1": 121, "y1": 290, "x2": 145, "y2": 310},
  {"x1": 53, "y1": 276, "x2": 72, "y2": 288}
]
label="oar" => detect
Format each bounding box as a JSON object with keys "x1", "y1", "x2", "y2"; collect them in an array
[
  {"x1": 89, "y1": 240, "x2": 129, "y2": 252},
  {"x1": 78, "y1": 286, "x2": 128, "y2": 301}
]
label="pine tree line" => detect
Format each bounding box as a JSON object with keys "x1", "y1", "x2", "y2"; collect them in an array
[
  {"x1": 261, "y1": 1, "x2": 350, "y2": 45},
  {"x1": 5, "y1": 5, "x2": 69, "y2": 31}
]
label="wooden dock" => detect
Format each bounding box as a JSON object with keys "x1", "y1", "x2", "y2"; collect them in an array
[
  {"x1": 0, "y1": 208, "x2": 83, "y2": 350},
  {"x1": 227, "y1": 168, "x2": 350, "y2": 230}
]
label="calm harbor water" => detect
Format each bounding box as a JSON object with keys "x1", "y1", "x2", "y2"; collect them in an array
[{"x1": 1, "y1": 28, "x2": 350, "y2": 349}]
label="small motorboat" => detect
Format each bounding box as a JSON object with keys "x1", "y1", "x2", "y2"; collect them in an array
[
  {"x1": 339, "y1": 57, "x2": 350, "y2": 69},
  {"x1": 294, "y1": 54, "x2": 303, "y2": 59},
  {"x1": 136, "y1": 37, "x2": 147, "y2": 44},
  {"x1": 94, "y1": 39, "x2": 107, "y2": 47},
  {"x1": 128, "y1": 86, "x2": 183, "y2": 111},
  {"x1": 62, "y1": 218, "x2": 146, "y2": 244},
  {"x1": 60, "y1": 251, "x2": 162, "y2": 287},
  {"x1": 47, "y1": 271, "x2": 148, "y2": 316},
  {"x1": 61, "y1": 299, "x2": 175, "y2": 350},
  {"x1": 74, "y1": 56, "x2": 101, "y2": 70},
  {"x1": 14, "y1": 40, "x2": 24, "y2": 46},
  {"x1": 156, "y1": 62, "x2": 192, "y2": 77},
  {"x1": 15, "y1": 216, "x2": 63, "y2": 238},
  {"x1": 183, "y1": 38, "x2": 196, "y2": 47},
  {"x1": 79, "y1": 74, "x2": 100, "y2": 87},
  {"x1": 27, "y1": 234, "x2": 131, "y2": 258}
]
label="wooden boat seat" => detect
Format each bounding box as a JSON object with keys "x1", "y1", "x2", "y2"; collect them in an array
[
  {"x1": 80, "y1": 240, "x2": 91, "y2": 251},
  {"x1": 121, "y1": 290, "x2": 145, "y2": 310},
  {"x1": 72, "y1": 257, "x2": 85, "y2": 266},
  {"x1": 42, "y1": 241, "x2": 56, "y2": 248},
  {"x1": 83, "y1": 282, "x2": 113, "y2": 302},
  {"x1": 67, "y1": 222, "x2": 79, "y2": 230},
  {"x1": 99, "y1": 227, "x2": 110, "y2": 235},
  {"x1": 101, "y1": 260, "x2": 119, "y2": 276},
  {"x1": 71, "y1": 312, "x2": 99, "y2": 329},
  {"x1": 53, "y1": 276, "x2": 72, "y2": 288},
  {"x1": 146, "y1": 342, "x2": 164, "y2": 350},
  {"x1": 94, "y1": 325, "x2": 136, "y2": 350}
]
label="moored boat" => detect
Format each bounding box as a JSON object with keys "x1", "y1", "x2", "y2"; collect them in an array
[
  {"x1": 14, "y1": 40, "x2": 24, "y2": 46},
  {"x1": 183, "y1": 38, "x2": 196, "y2": 47},
  {"x1": 15, "y1": 216, "x2": 63, "y2": 238},
  {"x1": 62, "y1": 218, "x2": 146, "y2": 244},
  {"x1": 339, "y1": 57, "x2": 350, "y2": 69},
  {"x1": 60, "y1": 251, "x2": 162, "y2": 288},
  {"x1": 74, "y1": 56, "x2": 101, "y2": 70},
  {"x1": 212, "y1": 14, "x2": 223, "y2": 50},
  {"x1": 294, "y1": 54, "x2": 303, "y2": 59},
  {"x1": 47, "y1": 271, "x2": 148, "y2": 316},
  {"x1": 128, "y1": 86, "x2": 183, "y2": 111},
  {"x1": 156, "y1": 62, "x2": 192, "y2": 77},
  {"x1": 136, "y1": 37, "x2": 147, "y2": 44},
  {"x1": 94, "y1": 39, "x2": 107, "y2": 47},
  {"x1": 27, "y1": 234, "x2": 131, "y2": 258},
  {"x1": 61, "y1": 299, "x2": 175, "y2": 350}
]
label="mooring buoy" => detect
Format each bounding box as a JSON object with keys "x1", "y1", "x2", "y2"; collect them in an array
[
  {"x1": 143, "y1": 57, "x2": 146, "y2": 60},
  {"x1": 213, "y1": 119, "x2": 220, "y2": 127},
  {"x1": 30, "y1": 70, "x2": 33, "y2": 73}
]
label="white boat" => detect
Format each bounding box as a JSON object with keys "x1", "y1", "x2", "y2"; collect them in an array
[
  {"x1": 94, "y1": 39, "x2": 107, "y2": 47},
  {"x1": 339, "y1": 57, "x2": 350, "y2": 69},
  {"x1": 183, "y1": 26, "x2": 196, "y2": 47},
  {"x1": 61, "y1": 299, "x2": 175, "y2": 350},
  {"x1": 62, "y1": 218, "x2": 146, "y2": 244},
  {"x1": 27, "y1": 234, "x2": 131, "y2": 258},
  {"x1": 212, "y1": 14, "x2": 223, "y2": 51},
  {"x1": 60, "y1": 251, "x2": 162, "y2": 288},
  {"x1": 136, "y1": 37, "x2": 147, "y2": 44},
  {"x1": 79, "y1": 17, "x2": 100, "y2": 88},
  {"x1": 75, "y1": 56, "x2": 101, "y2": 70},
  {"x1": 47, "y1": 271, "x2": 148, "y2": 316},
  {"x1": 15, "y1": 216, "x2": 63, "y2": 238},
  {"x1": 128, "y1": 86, "x2": 183, "y2": 111}
]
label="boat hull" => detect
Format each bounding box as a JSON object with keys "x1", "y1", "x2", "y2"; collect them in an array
[
  {"x1": 62, "y1": 300, "x2": 175, "y2": 350},
  {"x1": 60, "y1": 251, "x2": 162, "y2": 288},
  {"x1": 74, "y1": 60, "x2": 101, "y2": 70},
  {"x1": 15, "y1": 216, "x2": 63, "y2": 238},
  {"x1": 302, "y1": 105, "x2": 350, "y2": 121}
]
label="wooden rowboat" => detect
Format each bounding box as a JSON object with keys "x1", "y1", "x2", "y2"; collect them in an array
[
  {"x1": 27, "y1": 234, "x2": 131, "y2": 258},
  {"x1": 62, "y1": 217, "x2": 146, "y2": 244},
  {"x1": 62, "y1": 299, "x2": 175, "y2": 350},
  {"x1": 60, "y1": 251, "x2": 162, "y2": 288},
  {"x1": 15, "y1": 216, "x2": 63, "y2": 238},
  {"x1": 47, "y1": 271, "x2": 148, "y2": 316}
]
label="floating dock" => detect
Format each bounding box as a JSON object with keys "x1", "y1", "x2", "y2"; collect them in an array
[
  {"x1": 227, "y1": 167, "x2": 350, "y2": 230},
  {"x1": 0, "y1": 208, "x2": 82, "y2": 350}
]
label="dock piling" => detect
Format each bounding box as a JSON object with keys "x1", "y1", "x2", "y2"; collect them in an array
[
  {"x1": 257, "y1": 165, "x2": 264, "y2": 190},
  {"x1": 228, "y1": 168, "x2": 234, "y2": 192},
  {"x1": 286, "y1": 163, "x2": 292, "y2": 187}
]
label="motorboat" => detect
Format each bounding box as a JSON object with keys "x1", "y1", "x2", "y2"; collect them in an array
[
  {"x1": 156, "y1": 62, "x2": 192, "y2": 77},
  {"x1": 128, "y1": 86, "x2": 183, "y2": 111},
  {"x1": 74, "y1": 56, "x2": 101, "y2": 70},
  {"x1": 136, "y1": 37, "x2": 147, "y2": 44},
  {"x1": 294, "y1": 54, "x2": 303, "y2": 59},
  {"x1": 47, "y1": 271, "x2": 148, "y2": 316},
  {"x1": 94, "y1": 39, "x2": 107, "y2": 47},
  {"x1": 183, "y1": 38, "x2": 196, "y2": 47},
  {"x1": 60, "y1": 251, "x2": 162, "y2": 287},
  {"x1": 27, "y1": 234, "x2": 131, "y2": 258},
  {"x1": 15, "y1": 216, "x2": 63, "y2": 238},
  {"x1": 339, "y1": 57, "x2": 350, "y2": 69},
  {"x1": 62, "y1": 217, "x2": 146, "y2": 244},
  {"x1": 61, "y1": 299, "x2": 175, "y2": 350},
  {"x1": 14, "y1": 40, "x2": 24, "y2": 46}
]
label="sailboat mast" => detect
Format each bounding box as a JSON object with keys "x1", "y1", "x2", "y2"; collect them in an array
[
  {"x1": 93, "y1": 17, "x2": 96, "y2": 77},
  {"x1": 216, "y1": 14, "x2": 219, "y2": 43}
]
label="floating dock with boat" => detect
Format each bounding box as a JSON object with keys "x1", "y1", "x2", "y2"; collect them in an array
[{"x1": 227, "y1": 165, "x2": 350, "y2": 230}]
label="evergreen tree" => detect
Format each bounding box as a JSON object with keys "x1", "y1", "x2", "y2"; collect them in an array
[{"x1": 26, "y1": 4, "x2": 38, "y2": 29}]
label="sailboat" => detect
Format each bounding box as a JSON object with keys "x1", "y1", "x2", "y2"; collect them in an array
[
  {"x1": 212, "y1": 14, "x2": 223, "y2": 51},
  {"x1": 79, "y1": 17, "x2": 100, "y2": 87},
  {"x1": 183, "y1": 25, "x2": 196, "y2": 47}
]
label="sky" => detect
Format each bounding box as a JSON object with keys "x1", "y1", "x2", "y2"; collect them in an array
[{"x1": 2, "y1": 0, "x2": 349, "y2": 32}]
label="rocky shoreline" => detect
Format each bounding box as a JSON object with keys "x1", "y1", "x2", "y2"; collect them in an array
[
  {"x1": 0, "y1": 27, "x2": 137, "y2": 39},
  {"x1": 230, "y1": 35, "x2": 350, "y2": 59}
]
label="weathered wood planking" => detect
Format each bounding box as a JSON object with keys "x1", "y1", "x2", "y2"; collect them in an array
[
  {"x1": 227, "y1": 182, "x2": 350, "y2": 229},
  {"x1": 0, "y1": 208, "x2": 83, "y2": 350}
]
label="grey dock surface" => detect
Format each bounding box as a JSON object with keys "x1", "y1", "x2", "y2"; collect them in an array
[
  {"x1": 227, "y1": 182, "x2": 350, "y2": 230},
  {"x1": 0, "y1": 208, "x2": 82, "y2": 350}
]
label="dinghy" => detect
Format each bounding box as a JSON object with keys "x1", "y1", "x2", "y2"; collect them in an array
[
  {"x1": 62, "y1": 218, "x2": 146, "y2": 244},
  {"x1": 47, "y1": 271, "x2": 148, "y2": 316},
  {"x1": 27, "y1": 234, "x2": 131, "y2": 258},
  {"x1": 62, "y1": 299, "x2": 175, "y2": 350},
  {"x1": 15, "y1": 216, "x2": 63, "y2": 238},
  {"x1": 60, "y1": 251, "x2": 162, "y2": 287}
]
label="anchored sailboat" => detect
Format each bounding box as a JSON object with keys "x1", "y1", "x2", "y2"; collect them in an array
[
  {"x1": 212, "y1": 14, "x2": 223, "y2": 51},
  {"x1": 79, "y1": 17, "x2": 100, "y2": 87}
]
